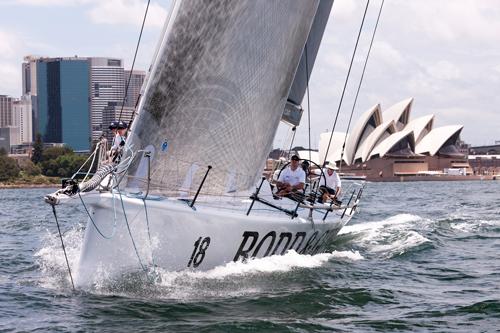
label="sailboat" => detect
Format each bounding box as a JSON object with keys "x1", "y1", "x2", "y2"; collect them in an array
[{"x1": 45, "y1": 0, "x2": 364, "y2": 288}]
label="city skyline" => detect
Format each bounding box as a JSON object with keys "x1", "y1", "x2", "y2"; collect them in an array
[{"x1": 1, "y1": 0, "x2": 499, "y2": 146}]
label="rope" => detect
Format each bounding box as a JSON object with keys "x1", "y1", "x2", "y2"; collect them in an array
[
  {"x1": 50, "y1": 205, "x2": 75, "y2": 290},
  {"x1": 339, "y1": 0, "x2": 385, "y2": 171},
  {"x1": 322, "y1": 0, "x2": 371, "y2": 167},
  {"x1": 71, "y1": 142, "x2": 100, "y2": 180},
  {"x1": 118, "y1": 0, "x2": 151, "y2": 123}
]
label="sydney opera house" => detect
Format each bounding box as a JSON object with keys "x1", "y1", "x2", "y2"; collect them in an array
[{"x1": 317, "y1": 98, "x2": 470, "y2": 181}]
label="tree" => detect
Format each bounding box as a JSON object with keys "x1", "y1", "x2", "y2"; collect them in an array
[
  {"x1": 0, "y1": 155, "x2": 20, "y2": 181},
  {"x1": 32, "y1": 134, "x2": 43, "y2": 164},
  {"x1": 41, "y1": 146, "x2": 73, "y2": 162},
  {"x1": 40, "y1": 154, "x2": 88, "y2": 177},
  {"x1": 18, "y1": 159, "x2": 41, "y2": 176}
]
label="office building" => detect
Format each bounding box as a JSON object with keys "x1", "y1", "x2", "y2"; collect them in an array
[
  {"x1": 0, "y1": 127, "x2": 20, "y2": 152},
  {"x1": 124, "y1": 70, "x2": 146, "y2": 108},
  {"x1": 12, "y1": 95, "x2": 33, "y2": 144},
  {"x1": 90, "y1": 58, "x2": 125, "y2": 141},
  {"x1": 36, "y1": 57, "x2": 91, "y2": 151},
  {"x1": 0, "y1": 95, "x2": 14, "y2": 128}
]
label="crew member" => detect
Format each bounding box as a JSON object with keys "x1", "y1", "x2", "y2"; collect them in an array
[
  {"x1": 318, "y1": 162, "x2": 341, "y2": 204},
  {"x1": 276, "y1": 155, "x2": 306, "y2": 197}
]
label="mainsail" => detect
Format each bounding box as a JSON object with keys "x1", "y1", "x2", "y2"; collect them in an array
[
  {"x1": 124, "y1": 0, "x2": 320, "y2": 194},
  {"x1": 282, "y1": 0, "x2": 334, "y2": 126}
]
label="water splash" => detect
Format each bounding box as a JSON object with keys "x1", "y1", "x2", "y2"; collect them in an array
[
  {"x1": 35, "y1": 227, "x2": 362, "y2": 298},
  {"x1": 34, "y1": 226, "x2": 84, "y2": 290},
  {"x1": 340, "y1": 214, "x2": 431, "y2": 258}
]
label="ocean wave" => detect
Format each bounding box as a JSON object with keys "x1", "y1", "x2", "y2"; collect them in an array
[{"x1": 338, "y1": 214, "x2": 431, "y2": 258}]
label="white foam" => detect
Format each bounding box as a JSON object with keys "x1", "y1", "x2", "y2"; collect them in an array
[
  {"x1": 34, "y1": 227, "x2": 84, "y2": 290},
  {"x1": 157, "y1": 249, "x2": 362, "y2": 284},
  {"x1": 450, "y1": 219, "x2": 500, "y2": 232},
  {"x1": 370, "y1": 231, "x2": 429, "y2": 257},
  {"x1": 340, "y1": 213, "x2": 422, "y2": 235},
  {"x1": 339, "y1": 214, "x2": 431, "y2": 257}
]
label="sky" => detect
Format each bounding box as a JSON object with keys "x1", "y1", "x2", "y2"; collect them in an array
[{"x1": 0, "y1": 0, "x2": 499, "y2": 147}]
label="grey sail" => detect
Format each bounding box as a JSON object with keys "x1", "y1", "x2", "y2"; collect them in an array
[
  {"x1": 282, "y1": 0, "x2": 334, "y2": 126},
  {"x1": 124, "y1": 0, "x2": 320, "y2": 195}
]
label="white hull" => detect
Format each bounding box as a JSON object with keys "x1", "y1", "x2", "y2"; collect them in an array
[{"x1": 75, "y1": 192, "x2": 357, "y2": 287}]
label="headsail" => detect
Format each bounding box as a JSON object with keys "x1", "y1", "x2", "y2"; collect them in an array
[{"x1": 124, "y1": 0, "x2": 320, "y2": 195}]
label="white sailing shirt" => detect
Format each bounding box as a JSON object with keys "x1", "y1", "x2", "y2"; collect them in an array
[
  {"x1": 319, "y1": 169, "x2": 341, "y2": 189},
  {"x1": 278, "y1": 166, "x2": 306, "y2": 186}
]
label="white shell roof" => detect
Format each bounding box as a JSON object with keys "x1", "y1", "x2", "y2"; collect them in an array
[
  {"x1": 383, "y1": 98, "x2": 413, "y2": 130},
  {"x1": 415, "y1": 125, "x2": 463, "y2": 156},
  {"x1": 318, "y1": 131, "x2": 348, "y2": 165},
  {"x1": 369, "y1": 128, "x2": 415, "y2": 159},
  {"x1": 404, "y1": 114, "x2": 434, "y2": 144},
  {"x1": 344, "y1": 104, "x2": 382, "y2": 165},
  {"x1": 354, "y1": 120, "x2": 396, "y2": 162},
  {"x1": 296, "y1": 150, "x2": 320, "y2": 165}
]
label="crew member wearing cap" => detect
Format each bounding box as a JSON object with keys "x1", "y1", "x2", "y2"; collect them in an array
[
  {"x1": 109, "y1": 120, "x2": 128, "y2": 162},
  {"x1": 276, "y1": 155, "x2": 306, "y2": 197},
  {"x1": 318, "y1": 162, "x2": 341, "y2": 204},
  {"x1": 108, "y1": 121, "x2": 118, "y2": 137}
]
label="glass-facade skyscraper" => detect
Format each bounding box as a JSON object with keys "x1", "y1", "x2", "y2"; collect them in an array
[{"x1": 36, "y1": 58, "x2": 90, "y2": 151}]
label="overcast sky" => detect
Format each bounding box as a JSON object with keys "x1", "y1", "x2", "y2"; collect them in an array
[{"x1": 1, "y1": 0, "x2": 498, "y2": 147}]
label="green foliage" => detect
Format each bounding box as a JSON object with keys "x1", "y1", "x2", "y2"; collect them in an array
[
  {"x1": 0, "y1": 147, "x2": 6, "y2": 156},
  {"x1": 31, "y1": 134, "x2": 43, "y2": 164},
  {"x1": 40, "y1": 154, "x2": 88, "y2": 178},
  {"x1": 0, "y1": 155, "x2": 20, "y2": 181},
  {"x1": 41, "y1": 146, "x2": 73, "y2": 162},
  {"x1": 19, "y1": 159, "x2": 41, "y2": 176}
]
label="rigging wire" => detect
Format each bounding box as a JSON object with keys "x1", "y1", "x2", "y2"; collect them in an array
[
  {"x1": 305, "y1": 43, "x2": 312, "y2": 162},
  {"x1": 78, "y1": 192, "x2": 117, "y2": 239},
  {"x1": 322, "y1": 0, "x2": 371, "y2": 167},
  {"x1": 115, "y1": 175, "x2": 147, "y2": 271},
  {"x1": 118, "y1": 0, "x2": 151, "y2": 124},
  {"x1": 50, "y1": 205, "x2": 75, "y2": 290},
  {"x1": 339, "y1": 0, "x2": 385, "y2": 171}
]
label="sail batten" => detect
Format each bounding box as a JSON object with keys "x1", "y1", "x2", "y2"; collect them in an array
[{"x1": 125, "y1": 0, "x2": 320, "y2": 194}]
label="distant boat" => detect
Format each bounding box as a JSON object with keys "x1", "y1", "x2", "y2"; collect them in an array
[{"x1": 46, "y1": 0, "x2": 364, "y2": 288}]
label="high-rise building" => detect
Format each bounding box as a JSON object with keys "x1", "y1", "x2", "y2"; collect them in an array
[
  {"x1": 36, "y1": 57, "x2": 91, "y2": 151},
  {"x1": 0, "y1": 127, "x2": 20, "y2": 152},
  {"x1": 0, "y1": 95, "x2": 14, "y2": 128},
  {"x1": 90, "y1": 58, "x2": 125, "y2": 141},
  {"x1": 22, "y1": 56, "x2": 42, "y2": 142},
  {"x1": 12, "y1": 95, "x2": 33, "y2": 144},
  {"x1": 124, "y1": 70, "x2": 146, "y2": 108},
  {"x1": 22, "y1": 55, "x2": 39, "y2": 95}
]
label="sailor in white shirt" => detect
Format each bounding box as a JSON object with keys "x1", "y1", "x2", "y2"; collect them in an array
[
  {"x1": 276, "y1": 155, "x2": 306, "y2": 197},
  {"x1": 318, "y1": 162, "x2": 341, "y2": 204},
  {"x1": 109, "y1": 120, "x2": 128, "y2": 163}
]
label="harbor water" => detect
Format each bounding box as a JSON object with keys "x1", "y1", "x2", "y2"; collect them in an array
[{"x1": 0, "y1": 181, "x2": 499, "y2": 332}]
